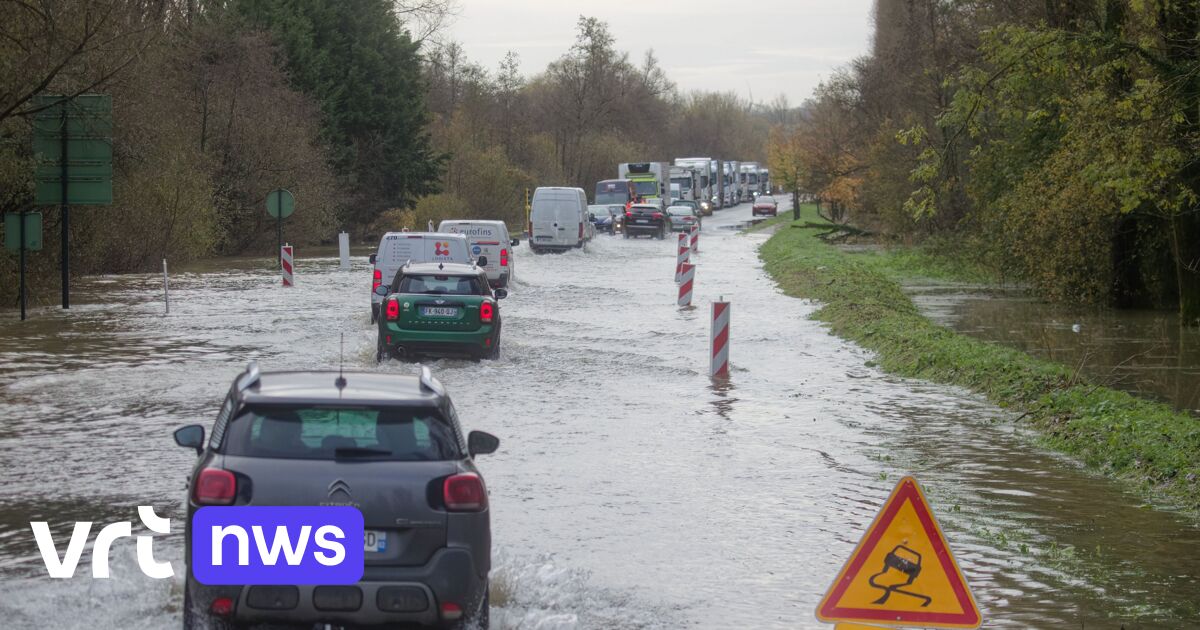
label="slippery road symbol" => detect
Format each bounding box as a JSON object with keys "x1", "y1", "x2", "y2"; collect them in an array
[{"x1": 867, "y1": 544, "x2": 931, "y2": 607}]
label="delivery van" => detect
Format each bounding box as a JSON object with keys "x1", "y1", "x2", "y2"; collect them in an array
[
  {"x1": 530, "y1": 187, "x2": 588, "y2": 253},
  {"x1": 369, "y1": 232, "x2": 471, "y2": 321},
  {"x1": 437, "y1": 220, "x2": 518, "y2": 288}
]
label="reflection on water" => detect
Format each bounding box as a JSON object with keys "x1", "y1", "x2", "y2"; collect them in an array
[
  {"x1": 905, "y1": 281, "x2": 1200, "y2": 414},
  {"x1": 1, "y1": 208, "x2": 1198, "y2": 628}
]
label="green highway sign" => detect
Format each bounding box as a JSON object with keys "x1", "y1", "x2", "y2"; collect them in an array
[
  {"x1": 32, "y1": 94, "x2": 113, "y2": 206},
  {"x1": 266, "y1": 188, "x2": 295, "y2": 219},
  {"x1": 4, "y1": 213, "x2": 43, "y2": 252}
]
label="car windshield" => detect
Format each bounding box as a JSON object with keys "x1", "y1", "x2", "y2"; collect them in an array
[
  {"x1": 223, "y1": 406, "x2": 461, "y2": 461},
  {"x1": 633, "y1": 180, "x2": 658, "y2": 196},
  {"x1": 758, "y1": 196, "x2": 776, "y2": 204},
  {"x1": 668, "y1": 207, "x2": 693, "y2": 215},
  {"x1": 588, "y1": 206, "x2": 613, "y2": 216},
  {"x1": 396, "y1": 273, "x2": 483, "y2": 295},
  {"x1": 676, "y1": 201, "x2": 698, "y2": 209}
]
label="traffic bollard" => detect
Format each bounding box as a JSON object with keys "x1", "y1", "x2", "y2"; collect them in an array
[
  {"x1": 281, "y1": 244, "x2": 294, "y2": 287},
  {"x1": 710, "y1": 299, "x2": 730, "y2": 378},
  {"x1": 678, "y1": 263, "x2": 695, "y2": 307}
]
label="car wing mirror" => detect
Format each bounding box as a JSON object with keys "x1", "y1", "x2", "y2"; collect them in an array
[
  {"x1": 468, "y1": 430, "x2": 500, "y2": 457},
  {"x1": 369, "y1": 253, "x2": 377, "y2": 264},
  {"x1": 174, "y1": 424, "x2": 205, "y2": 455},
  {"x1": 476, "y1": 256, "x2": 488, "y2": 267},
  {"x1": 373, "y1": 285, "x2": 389, "y2": 297},
  {"x1": 494, "y1": 288, "x2": 508, "y2": 300}
]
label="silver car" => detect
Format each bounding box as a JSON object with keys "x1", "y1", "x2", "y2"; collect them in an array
[{"x1": 666, "y1": 205, "x2": 701, "y2": 232}]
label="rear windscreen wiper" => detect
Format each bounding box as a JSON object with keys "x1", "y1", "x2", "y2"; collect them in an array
[{"x1": 334, "y1": 447, "x2": 392, "y2": 458}]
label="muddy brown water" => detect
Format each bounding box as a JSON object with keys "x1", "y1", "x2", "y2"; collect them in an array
[
  {"x1": 904, "y1": 280, "x2": 1200, "y2": 416},
  {"x1": 0, "y1": 204, "x2": 1198, "y2": 628}
]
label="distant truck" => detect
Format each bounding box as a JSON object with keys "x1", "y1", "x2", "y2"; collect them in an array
[
  {"x1": 618, "y1": 162, "x2": 669, "y2": 208},
  {"x1": 759, "y1": 167, "x2": 771, "y2": 195},
  {"x1": 669, "y1": 165, "x2": 698, "y2": 201},
  {"x1": 739, "y1": 162, "x2": 760, "y2": 202},
  {"x1": 674, "y1": 158, "x2": 715, "y2": 209},
  {"x1": 723, "y1": 161, "x2": 740, "y2": 207},
  {"x1": 594, "y1": 178, "x2": 637, "y2": 207}
]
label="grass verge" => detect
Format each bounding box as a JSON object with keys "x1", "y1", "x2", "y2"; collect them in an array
[{"x1": 758, "y1": 211, "x2": 1200, "y2": 514}]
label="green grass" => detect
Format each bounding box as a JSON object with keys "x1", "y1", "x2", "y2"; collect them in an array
[{"x1": 759, "y1": 211, "x2": 1200, "y2": 515}]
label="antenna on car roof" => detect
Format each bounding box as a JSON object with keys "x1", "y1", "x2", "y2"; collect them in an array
[{"x1": 335, "y1": 333, "x2": 347, "y2": 391}]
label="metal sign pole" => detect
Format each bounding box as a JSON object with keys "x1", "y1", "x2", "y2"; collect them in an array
[
  {"x1": 276, "y1": 189, "x2": 283, "y2": 265},
  {"x1": 60, "y1": 105, "x2": 69, "y2": 309},
  {"x1": 19, "y1": 211, "x2": 27, "y2": 321}
]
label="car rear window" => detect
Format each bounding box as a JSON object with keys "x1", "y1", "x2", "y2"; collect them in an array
[
  {"x1": 395, "y1": 274, "x2": 484, "y2": 295},
  {"x1": 223, "y1": 406, "x2": 461, "y2": 460}
]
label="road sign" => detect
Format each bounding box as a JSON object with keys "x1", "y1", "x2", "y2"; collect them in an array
[
  {"x1": 817, "y1": 476, "x2": 980, "y2": 629},
  {"x1": 4, "y1": 213, "x2": 42, "y2": 251},
  {"x1": 266, "y1": 189, "x2": 295, "y2": 219},
  {"x1": 32, "y1": 95, "x2": 113, "y2": 206}
]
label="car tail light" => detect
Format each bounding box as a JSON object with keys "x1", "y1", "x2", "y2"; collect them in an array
[
  {"x1": 441, "y1": 602, "x2": 463, "y2": 620},
  {"x1": 194, "y1": 468, "x2": 236, "y2": 505},
  {"x1": 652, "y1": 212, "x2": 663, "y2": 219},
  {"x1": 372, "y1": 268, "x2": 382, "y2": 291},
  {"x1": 480, "y1": 301, "x2": 494, "y2": 324},
  {"x1": 500, "y1": 248, "x2": 508, "y2": 267},
  {"x1": 385, "y1": 298, "x2": 400, "y2": 321},
  {"x1": 625, "y1": 212, "x2": 633, "y2": 219},
  {"x1": 578, "y1": 222, "x2": 583, "y2": 238},
  {"x1": 444, "y1": 473, "x2": 487, "y2": 511},
  {"x1": 210, "y1": 597, "x2": 234, "y2": 617}
]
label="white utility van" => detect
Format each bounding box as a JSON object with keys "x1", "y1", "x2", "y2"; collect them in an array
[
  {"x1": 437, "y1": 220, "x2": 518, "y2": 288},
  {"x1": 369, "y1": 232, "x2": 472, "y2": 321},
  {"x1": 530, "y1": 187, "x2": 588, "y2": 253}
]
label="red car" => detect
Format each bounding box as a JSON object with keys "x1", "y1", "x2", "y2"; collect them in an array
[{"x1": 752, "y1": 195, "x2": 778, "y2": 216}]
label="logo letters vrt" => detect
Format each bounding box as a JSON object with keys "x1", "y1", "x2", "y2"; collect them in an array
[{"x1": 30, "y1": 506, "x2": 173, "y2": 579}]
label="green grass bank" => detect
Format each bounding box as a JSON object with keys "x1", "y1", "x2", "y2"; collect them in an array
[{"x1": 758, "y1": 212, "x2": 1200, "y2": 514}]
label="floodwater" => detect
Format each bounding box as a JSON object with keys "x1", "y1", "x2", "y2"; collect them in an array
[
  {"x1": 906, "y1": 281, "x2": 1200, "y2": 415},
  {"x1": 0, "y1": 203, "x2": 1198, "y2": 629}
]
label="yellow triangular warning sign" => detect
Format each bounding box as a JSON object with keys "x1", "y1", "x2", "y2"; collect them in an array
[{"x1": 816, "y1": 476, "x2": 981, "y2": 628}]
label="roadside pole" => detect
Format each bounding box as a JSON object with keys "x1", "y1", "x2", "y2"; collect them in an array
[
  {"x1": 338, "y1": 232, "x2": 350, "y2": 270},
  {"x1": 265, "y1": 188, "x2": 295, "y2": 266},
  {"x1": 276, "y1": 192, "x2": 282, "y2": 265},
  {"x1": 162, "y1": 259, "x2": 170, "y2": 315},
  {"x1": 19, "y1": 210, "x2": 26, "y2": 321},
  {"x1": 59, "y1": 106, "x2": 69, "y2": 309}
]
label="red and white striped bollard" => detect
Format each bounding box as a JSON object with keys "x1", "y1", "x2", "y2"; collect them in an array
[
  {"x1": 675, "y1": 232, "x2": 690, "y2": 283},
  {"x1": 281, "y1": 244, "x2": 294, "y2": 287},
  {"x1": 690, "y1": 223, "x2": 699, "y2": 253},
  {"x1": 677, "y1": 262, "x2": 695, "y2": 307},
  {"x1": 710, "y1": 299, "x2": 730, "y2": 378}
]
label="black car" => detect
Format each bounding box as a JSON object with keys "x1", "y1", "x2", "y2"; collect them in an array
[
  {"x1": 174, "y1": 363, "x2": 499, "y2": 630},
  {"x1": 623, "y1": 203, "x2": 668, "y2": 239}
]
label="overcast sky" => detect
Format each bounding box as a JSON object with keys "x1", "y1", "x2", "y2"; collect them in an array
[{"x1": 444, "y1": 0, "x2": 875, "y2": 106}]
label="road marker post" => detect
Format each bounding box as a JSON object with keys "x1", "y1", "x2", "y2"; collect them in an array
[
  {"x1": 162, "y1": 258, "x2": 170, "y2": 315},
  {"x1": 677, "y1": 263, "x2": 694, "y2": 308},
  {"x1": 675, "y1": 232, "x2": 690, "y2": 283},
  {"x1": 690, "y1": 223, "x2": 699, "y2": 253},
  {"x1": 338, "y1": 232, "x2": 350, "y2": 270},
  {"x1": 710, "y1": 298, "x2": 730, "y2": 378},
  {"x1": 816, "y1": 476, "x2": 981, "y2": 629},
  {"x1": 281, "y1": 244, "x2": 294, "y2": 287}
]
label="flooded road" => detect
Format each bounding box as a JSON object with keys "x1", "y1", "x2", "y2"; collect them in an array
[{"x1": 1, "y1": 203, "x2": 1198, "y2": 628}]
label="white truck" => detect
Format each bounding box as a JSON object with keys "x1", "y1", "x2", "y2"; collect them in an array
[
  {"x1": 674, "y1": 158, "x2": 715, "y2": 209},
  {"x1": 740, "y1": 162, "x2": 760, "y2": 202},
  {"x1": 723, "y1": 161, "x2": 740, "y2": 207},
  {"x1": 669, "y1": 165, "x2": 698, "y2": 202},
  {"x1": 618, "y1": 162, "x2": 669, "y2": 208}
]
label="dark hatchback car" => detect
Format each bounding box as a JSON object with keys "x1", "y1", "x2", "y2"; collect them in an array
[{"x1": 174, "y1": 364, "x2": 499, "y2": 630}]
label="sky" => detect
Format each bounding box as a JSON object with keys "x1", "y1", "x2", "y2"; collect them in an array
[{"x1": 444, "y1": 0, "x2": 876, "y2": 106}]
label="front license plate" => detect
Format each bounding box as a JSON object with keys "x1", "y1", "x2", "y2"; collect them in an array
[
  {"x1": 364, "y1": 530, "x2": 388, "y2": 553},
  {"x1": 420, "y1": 306, "x2": 459, "y2": 317}
]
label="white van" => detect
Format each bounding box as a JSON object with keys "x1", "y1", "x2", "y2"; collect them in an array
[
  {"x1": 437, "y1": 220, "x2": 518, "y2": 288},
  {"x1": 369, "y1": 232, "x2": 472, "y2": 321},
  {"x1": 530, "y1": 187, "x2": 588, "y2": 252}
]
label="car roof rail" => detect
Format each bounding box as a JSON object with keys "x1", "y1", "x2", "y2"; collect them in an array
[
  {"x1": 418, "y1": 365, "x2": 445, "y2": 396},
  {"x1": 236, "y1": 361, "x2": 261, "y2": 391}
]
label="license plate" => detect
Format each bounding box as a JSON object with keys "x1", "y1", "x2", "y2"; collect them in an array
[
  {"x1": 535, "y1": 235, "x2": 551, "y2": 240},
  {"x1": 420, "y1": 306, "x2": 459, "y2": 317},
  {"x1": 364, "y1": 530, "x2": 387, "y2": 553},
  {"x1": 635, "y1": 219, "x2": 648, "y2": 223}
]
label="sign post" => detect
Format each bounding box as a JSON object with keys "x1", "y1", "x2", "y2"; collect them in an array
[
  {"x1": 32, "y1": 94, "x2": 113, "y2": 310},
  {"x1": 5, "y1": 212, "x2": 43, "y2": 321},
  {"x1": 265, "y1": 188, "x2": 295, "y2": 264},
  {"x1": 816, "y1": 476, "x2": 980, "y2": 629}
]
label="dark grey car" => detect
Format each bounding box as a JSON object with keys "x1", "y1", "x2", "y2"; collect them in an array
[{"x1": 174, "y1": 364, "x2": 499, "y2": 630}]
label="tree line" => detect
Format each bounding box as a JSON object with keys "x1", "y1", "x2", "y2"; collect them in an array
[
  {"x1": 770, "y1": 0, "x2": 1200, "y2": 324},
  {"x1": 1, "y1": 3, "x2": 777, "y2": 307}
]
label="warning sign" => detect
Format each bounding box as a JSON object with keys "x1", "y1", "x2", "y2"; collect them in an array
[{"x1": 816, "y1": 476, "x2": 981, "y2": 628}]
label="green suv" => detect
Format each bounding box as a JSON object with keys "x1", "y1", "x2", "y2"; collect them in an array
[{"x1": 375, "y1": 262, "x2": 506, "y2": 361}]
